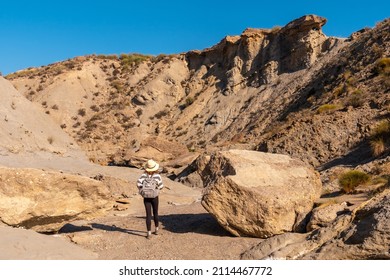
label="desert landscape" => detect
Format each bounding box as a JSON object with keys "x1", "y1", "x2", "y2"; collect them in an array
[{"x1": 0, "y1": 15, "x2": 389, "y2": 260}]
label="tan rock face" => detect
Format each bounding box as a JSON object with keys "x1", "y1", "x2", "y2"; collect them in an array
[
  {"x1": 306, "y1": 202, "x2": 349, "y2": 231},
  {"x1": 0, "y1": 77, "x2": 85, "y2": 158},
  {"x1": 0, "y1": 167, "x2": 112, "y2": 232},
  {"x1": 201, "y1": 150, "x2": 322, "y2": 238},
  {"x1": 242, "y1": 189, "x2": 390, "y2": 260}
]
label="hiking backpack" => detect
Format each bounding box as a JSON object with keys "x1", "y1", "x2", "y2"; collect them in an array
[{"x1": 140, "y1": 177, "x2": 160, "y2": 198}]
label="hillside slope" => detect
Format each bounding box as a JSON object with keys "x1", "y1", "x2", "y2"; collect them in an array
[
  {"x1": 6, "y1": 15, "x2": 389, "y2": 172},
  {"x1": 0, "y1": 76, "x2": 85, "y2": 160}
]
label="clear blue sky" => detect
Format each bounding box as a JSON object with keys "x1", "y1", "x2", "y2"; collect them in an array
[{"x1": 0, "y1": 0, "x2": 388, "y2": 75}]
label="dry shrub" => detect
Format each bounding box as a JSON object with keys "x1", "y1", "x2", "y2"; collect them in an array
[
  {"x1": 375, "y1": 57, "x2": 390, "y2": 76},
  {"x1": 338, "y1": 170, "x2": 370, "y2": 194},
  {"x1": 317, "y1": 104, "x2": 340, "y2": 114},
  {"x1": 370, "y1": 120, "x2": 390, "y2": 156}
]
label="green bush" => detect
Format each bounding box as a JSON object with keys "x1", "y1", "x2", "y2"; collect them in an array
[{"x1": 339, "y1": 170, "x2": 370, "y2": 193}]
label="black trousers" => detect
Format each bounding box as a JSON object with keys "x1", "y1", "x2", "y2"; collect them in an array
[{"x1": 143, "y1": 196, "x2": 159, "y2": 231}]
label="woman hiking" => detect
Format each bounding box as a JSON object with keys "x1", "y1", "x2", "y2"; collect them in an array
[{"x1": 136, "y1": 159, "x2": 164, "y2": 239}]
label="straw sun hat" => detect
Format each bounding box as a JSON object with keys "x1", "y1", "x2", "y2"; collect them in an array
[{"x1": 144, "y1": 159, "x2": 159, "y2": 172}]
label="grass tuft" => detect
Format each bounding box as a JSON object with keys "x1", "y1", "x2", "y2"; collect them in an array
[
  {"x1": 370, "y1": 120, "x2": 390, "y2": 156},
  {"x1": 338, "y1": 170, "x2": 370, "y2": 194}
]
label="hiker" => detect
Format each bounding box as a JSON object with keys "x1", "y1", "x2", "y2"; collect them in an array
[{"x1": 137, "y1": 159, "x2": 164, "y2": 239}]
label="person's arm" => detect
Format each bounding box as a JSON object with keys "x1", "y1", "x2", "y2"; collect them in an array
[
  {"x1": 154, "y1": 174, "x2": 164, "y2": 190},
  {"x1": 137, "y1": 174, "x2": 147, "y2": 190}
]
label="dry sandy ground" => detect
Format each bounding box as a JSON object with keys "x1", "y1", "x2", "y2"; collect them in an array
[
  {"x1": 0, "y1": 202, "x2": 260, "y2": 260},
  {"x1": 59, "y1": 202, "x2": 261, "y2": 260}
]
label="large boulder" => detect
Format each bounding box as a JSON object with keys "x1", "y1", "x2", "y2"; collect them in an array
[
  {"x1": 201, "y1": 150, "x2": 322, "y2": 238},
  {"x1": 0, "y1": 167, "x2": 112, "y2": 232}
]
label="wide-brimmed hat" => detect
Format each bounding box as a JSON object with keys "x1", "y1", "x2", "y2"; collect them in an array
[{"x1": 144, "y1": 159, "x2": 159, "y2": 172}]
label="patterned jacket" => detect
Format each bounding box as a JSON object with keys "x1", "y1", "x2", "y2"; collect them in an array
[{"x1": 137, "y1": 173, "x2": 164, "y2": 192}]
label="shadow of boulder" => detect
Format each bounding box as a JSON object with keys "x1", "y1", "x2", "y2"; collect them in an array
[{"x1": 159, "y1": 213, "x2": 232, "y2": 237}]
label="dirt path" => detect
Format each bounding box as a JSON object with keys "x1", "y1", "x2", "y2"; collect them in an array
[{"x1": 60, "y1": 202, "x2": 261, "y2": 260}]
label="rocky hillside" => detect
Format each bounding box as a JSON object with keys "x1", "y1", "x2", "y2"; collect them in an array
[
  {"x1": 1, "y1": 14, "x2": 389, "y2": 261},
  {"x1": 0, "y1": 76, "x2": 85, "y2": 160},
  {"x1": 5, "y1": 15, "x2": 389, "y2": 173}
]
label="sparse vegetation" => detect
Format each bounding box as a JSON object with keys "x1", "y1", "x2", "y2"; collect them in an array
[
  {"x1": 317, "y1": 104, "x2": 340, "y2": 114},
  {"x1": 151, "y1": 54, "x2": 176, "y2": 64},
  {"x1": 95, "y1": 54, "x2": 118, "y2": 60},
  {"x1": 374, "y1": 57, "x2": 390, "y2": 76},
  {"x1": 332, "y1": 85, "x2": 345, "y2": 97},
  {"x1": 78, "y1": 108, "x2": 86, "y2": 117},
  {"x1": 135, "y1": 108, "x2": 143, "y2": 117},
  {"x1": 370, "y1": 120, "x2": 390, "y2": 156},
  {"x1": 90, "y1": 105, "x2": 100, "y2": 112},
  {"x1": 120, "y1": 53, "x2": 152, "y2": 70},
  {"x1": 338, "y1": 170, "x2": 370, "y2": 194},
  {"x1": 185, "y1": 97, "x2": 194, "y2": 106},
  {"x1": 5, "y1": 68, "x2": 39, "y2": 80},
  {"x1": 346, "y1": 77, "x2": 357, "y2": 87},
  {"x1": 345, "y1": 90, "x2": 364, "y2": 108},
  {"x1": 154, "y1": 109, "x2": 169, "y2": 119},
  {"x1": 111, "y1": 80, "x2": 122, "y2": 92}
]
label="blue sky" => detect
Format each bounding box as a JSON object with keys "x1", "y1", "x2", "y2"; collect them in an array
[{"x1": 0, "y1": 0, "x2": 388, "y2": 75}]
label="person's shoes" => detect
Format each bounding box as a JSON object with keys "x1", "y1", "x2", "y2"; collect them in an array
[
  {"x1": 146, "y1": 231, "x2": 151, "y2": 239},
  {"x1": 154, "y1": 227, "x2": 159, "y2": 235}
]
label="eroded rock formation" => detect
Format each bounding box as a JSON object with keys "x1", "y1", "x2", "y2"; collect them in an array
[
  {"x1": 0, "y1": 167, "x2": 112, "y2": 232},
  {"x1": 241, "y1": 189, "x2": 390, "y2": 260}
]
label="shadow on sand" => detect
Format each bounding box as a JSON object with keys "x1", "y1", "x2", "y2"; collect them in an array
[
  {"x1": 59, "y1": 212, "x2": 231, "y2": 237},
  {"x1": 59, "y1": 223, "x2": 145, "y2": 237},
  {"x1": 59, "y1": 213, "x2": 230, "y2": 237},
  {"x1": 158, "y1": 213, "x2": 232, "y2": 237}
]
